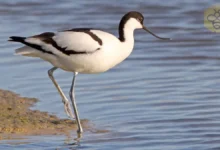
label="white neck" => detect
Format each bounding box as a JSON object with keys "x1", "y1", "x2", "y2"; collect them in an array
[
  {"x1": 119, "y1": 18, "x2": 139, "y2": 59},
  {"x1": 106, "y1": 18, "x2": 142, "y2": 69},
  {"x1": 120, "y1": 28, "x2": 134, "y2": 58}
]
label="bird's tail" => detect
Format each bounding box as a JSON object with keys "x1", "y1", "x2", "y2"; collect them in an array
[
  {"x1": 9, "y1": 36, "x2": 37, "y2": 56},
  {"x1": 8, "y1": 36, "x2": 26, "y2": 43},
  {"x1": 14, "y1": 46, "x2": 38, "y2": 56}
]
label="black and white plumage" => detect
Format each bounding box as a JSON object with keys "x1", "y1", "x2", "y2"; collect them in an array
[{"x1": 9, "y1": 11, "x2": 170, "y2": 134}]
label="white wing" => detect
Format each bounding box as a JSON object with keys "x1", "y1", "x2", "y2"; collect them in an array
[{"x1": 53, "y1": 29, "x2": 102, "y2": 54}]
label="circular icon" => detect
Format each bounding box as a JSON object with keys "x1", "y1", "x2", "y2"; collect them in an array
[{"x1": 204, "y1": 5, "x2": 220, "y2": 32}]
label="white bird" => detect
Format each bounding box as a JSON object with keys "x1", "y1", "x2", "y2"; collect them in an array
[{"x1": 9, "y1": 11, "x2": 170, "y2": 134}]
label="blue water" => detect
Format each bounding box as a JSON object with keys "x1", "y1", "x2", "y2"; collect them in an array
[{"x1": 1, "y1": 0, "x2": 220, "y2": 149}]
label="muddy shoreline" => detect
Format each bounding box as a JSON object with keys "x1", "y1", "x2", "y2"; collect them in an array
[{"x1": 0, "y1": 89, "x2": 88, "y2": 138}]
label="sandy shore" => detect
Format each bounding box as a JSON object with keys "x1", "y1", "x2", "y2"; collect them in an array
[{"x1": 0, "y1": 89, "x2": 89, "y2": 138}]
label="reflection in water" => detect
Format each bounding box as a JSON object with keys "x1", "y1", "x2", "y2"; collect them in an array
[
  {"x1": 1, "y1": 0, "x2": 220, "y2": 150},
  {"x1": 65, "y1": 133, "x2": 82, "y2": 146}
]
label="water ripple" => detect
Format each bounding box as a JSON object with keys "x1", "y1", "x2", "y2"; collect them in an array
[{"x1": 1, "y1": 0, "x2": 220, "y2": 150}]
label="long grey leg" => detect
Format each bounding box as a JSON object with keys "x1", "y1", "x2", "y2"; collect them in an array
[
  {"x1": 69, "y1": 72, "x2": 83, "y2": 133},
  {"x1": 48, "y1": 67, "x2": 75, "y2": 119}
]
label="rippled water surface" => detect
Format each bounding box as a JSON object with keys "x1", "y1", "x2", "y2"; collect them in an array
[{"x1": 1, "y1": 0, "x2": 220, "y2": 149}]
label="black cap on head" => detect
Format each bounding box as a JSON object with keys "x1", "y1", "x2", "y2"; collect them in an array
[
  {"x1": 120, "y1": 11, "x2": 144, "y2": 27},
  {"x1": 122, "y1": 11, "x2": 144, "y2": 24},
  {"x1": 119, "y1": 11, "x2": 144, "y2": 41}
]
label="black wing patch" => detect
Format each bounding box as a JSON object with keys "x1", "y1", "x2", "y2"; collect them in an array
[{"x1": 63, "y1": 28, "x2": 103, "y2": 46}]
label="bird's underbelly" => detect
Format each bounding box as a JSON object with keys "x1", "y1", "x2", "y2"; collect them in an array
[{"x1": 56, "y1": 48, "x2": 127, "y2": 74}]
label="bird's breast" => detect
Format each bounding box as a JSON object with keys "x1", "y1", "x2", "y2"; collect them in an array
[{"x1": 58, "y1": 31, "x2": 134, "y2": 74}]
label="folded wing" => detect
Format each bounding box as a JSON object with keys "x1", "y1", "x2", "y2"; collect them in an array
[{"x1": 9, "y1": 28, "x2": 102, "y2": 56}]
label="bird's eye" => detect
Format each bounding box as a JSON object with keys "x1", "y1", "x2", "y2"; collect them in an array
[{"x1": 137, "y1": 18, "x2": 143, "y2": 23}]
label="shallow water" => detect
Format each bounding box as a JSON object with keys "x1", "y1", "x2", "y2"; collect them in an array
[{"x1": 1, "y1": 0, "x2": 220, "y2": 149}]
